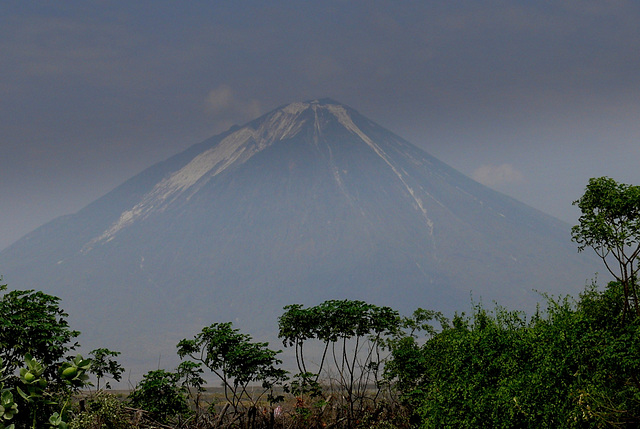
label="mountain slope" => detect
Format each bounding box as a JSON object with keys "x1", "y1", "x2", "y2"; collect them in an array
[{"x1": 0, "y1": 99, "x2": 598, "y2": 376}]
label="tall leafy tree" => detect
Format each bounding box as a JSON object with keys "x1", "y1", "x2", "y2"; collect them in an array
[
  {"x1": 0, "y1": 281, "x2": 92, "y2": 428},
  {"x1": 572, "y1": 176, "x2": 640, "y2": 317},
  {"x1": 177, "y1": 322, "x2": 287, "y2": 415},
  {"x1": 87, "y1": 348, "x2": 124, "y2": 390},
  {"x1": 279, "y1": 300, "x2": 401, "y2": 427},
  {"x1": 0, "y1": 282, "x2": 80, "y2": 379}
]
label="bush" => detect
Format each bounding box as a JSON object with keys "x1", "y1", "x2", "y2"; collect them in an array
[
  {"x1": 69, "y1": 391, "x2": 129, "y2": 429},
  {"x1": 128, "y1": 369, "x2": 191, "y2": 424},
  {"x1": 386, "y1": 282, "x2": 640, "y2": 428}
]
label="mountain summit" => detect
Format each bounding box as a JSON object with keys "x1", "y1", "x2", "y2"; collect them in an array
[{"x1": 0, "y1": 99, "x2": 597, "y2": 374}]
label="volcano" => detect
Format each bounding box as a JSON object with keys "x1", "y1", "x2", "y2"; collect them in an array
[{"x1": 0, "y1": 99, "x2": 597, "y2": 375}]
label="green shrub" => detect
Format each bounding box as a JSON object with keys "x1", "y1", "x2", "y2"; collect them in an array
[
  {"x1": 128, "y1": 369, "x2": 191, "y2": 424},
  {"x1": 387, "y1": 282, "x2": 640, "y2": 428},
  {"x1": 69, "y1": 392, "x2": 129, "y2": 429}
]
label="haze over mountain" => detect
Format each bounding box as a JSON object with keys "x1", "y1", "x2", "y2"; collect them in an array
[{"x1": 0, "y1": 99, "x2": 598, "y2": 376}]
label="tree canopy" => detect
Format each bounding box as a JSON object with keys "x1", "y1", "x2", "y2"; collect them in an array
[
  {"x1": 572, "y1": 176, "x2": 640, "y2": 317},
  {"x1": 0, "y1": 282, "x2": 80, "y2": 378}
]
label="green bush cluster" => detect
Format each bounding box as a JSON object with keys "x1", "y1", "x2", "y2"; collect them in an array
[
  {"x1": 386, "y1": 282, "x2": 640, "y2": 428},
  {"x1": 0, "y1": 280, "x2": 124, "y2": 429},
  {"x1": 127, "y1": 369, "x2": 192, "y2": 424},
  {"x1": 68, "y1": 391, "x2": 129, "y2": 429}
]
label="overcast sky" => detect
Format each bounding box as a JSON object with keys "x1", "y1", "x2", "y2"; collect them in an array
[{"x1": 2, "y1": 1, "x2": 640, "y2": 251}]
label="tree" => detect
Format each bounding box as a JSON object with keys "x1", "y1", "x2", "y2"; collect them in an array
[
  {"x1": 278, "y1": 300, "x2": 401, "y2": 427},
  {"x1": 572, "y1": 176, "x2": 640, "y2": 318},
  {"x1": 383, "y1": 308, "x2": 449, "y2": 417},
  {"x1": 177, "y1": 322, "x2": 287, "y2": 417},
  {"x1": 87, "y1": 348, "x2": 124, "y2": 391},
  {"x1": 0, "y1": 281, "x2": 80, "y2": 380}
]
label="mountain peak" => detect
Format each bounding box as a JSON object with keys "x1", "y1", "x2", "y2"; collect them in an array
[
  {"x1": 274, "y1": 98, "x2": 353, "y2": 118},
  {"x1": 84, "y1": 100, "x2": 357, "y2": 248},
  {"x1": 0, "y1": 99, "x2": 598, "y2": 378},
  {"x1": 272, "y1": 98, "x2": 351, "y2": 121},
  {"x1": 283, "y1": 97, "x2": 344, "y2": 109}
]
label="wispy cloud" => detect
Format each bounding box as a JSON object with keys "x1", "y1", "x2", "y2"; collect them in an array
[
  {"x1": 205, "y1": 85, "x2": 263, "y2": 132},
  {"x1": 473, "y1": 164, "x2": 524, "y2": 187}
]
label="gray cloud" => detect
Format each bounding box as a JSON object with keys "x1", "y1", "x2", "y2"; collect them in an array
[
  {"x1": 473, "y1": 164, "x2": 525, "y2": 188},
  {"x1": 205, "y1": 85, "x2": 263, "y2": 132}
]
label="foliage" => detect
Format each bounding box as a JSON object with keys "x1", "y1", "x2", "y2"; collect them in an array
[
  {"x1": 0, "y1": 282, "x2": 80, "y2": 380},
  {"x1": 176, "y1": 359, "x2": 209, "y2": 426},
  {"x1": 0, "y1": 281, "x2": 94, "y2": 428},
  {"x1": 0, "y1": 390, "x2": 17, "y2": 429},
  {"x1": 58, "y1": 354, "x2": 92, "y2": 390},
  {"x1": 69, "y1": 391, "x2": 129, "y2": 429},
  {"x1": 279, "y1": 300, "x2": 401, "y2": 427},
  {"x1": 176, "y1": 360, "x2": 206, "y2": 394},
  {"x1": 87, "y1": 348, "x2": 124, "y2": 391},
  {"x1": 572, "y1": 176, "x2": 640, "y2": 317},
  {"x1": 10, "y1": 353, "x2": 91, "y2": 429},
  {"x1": 386, "y1": 282, "x2": 640, "y2": 428},
  {"x1": 128, "y1": 369, "x2": 191, "y2": 425},
  {"x1": 177, "y1": 322, "x2": 287, "y2": 416},
  {"x1": 0, "y1": 358, "x2": 18, "y2": 429},
  {"x1": 383, "y1": 308, "x2": 449, "y2": 416}
]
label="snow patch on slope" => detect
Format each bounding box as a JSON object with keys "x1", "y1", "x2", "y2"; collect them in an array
[
  {"x1": 84, "y1": 102, "x2": 315, "y2": 251},
  {"x1": 258, "y1": 108, "x2": 308, "y2": 141},
  {"x1": 326, "y1": 104, "x2": 435, "y2": 235}
]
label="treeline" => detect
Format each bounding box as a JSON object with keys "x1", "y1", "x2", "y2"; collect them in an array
[{"x1": 2, "y1": 279, "x2": 639, "y2": 428}]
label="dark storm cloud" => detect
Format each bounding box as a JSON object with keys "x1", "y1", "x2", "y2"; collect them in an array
[{"x1": 2, "y1": 0, "x2": 640, "y2": 249}]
